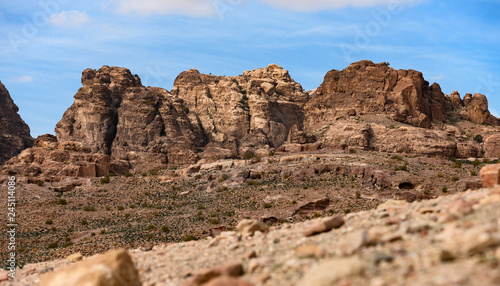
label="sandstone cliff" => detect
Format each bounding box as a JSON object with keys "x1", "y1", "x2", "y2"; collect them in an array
[
  {"x1": 0, "y1": 81, "x2": 33, "y2": 165},
  {"x1": 304, "y1": 60, "x2": 498, "y2": 130}
]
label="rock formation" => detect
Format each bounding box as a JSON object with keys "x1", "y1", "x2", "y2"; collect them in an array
[
  {"x1": 304, "y1": 60, "x2": 498, "y2": 130},
  {"x1": 171, "y1": 64, "x2": 307, "y2": 160},
  {"x1": 0, "y1": 81, "x2": 33, "y2": 165},
  {"x1": 3, "y1": 61, "x2": 499, "y2": 176}
]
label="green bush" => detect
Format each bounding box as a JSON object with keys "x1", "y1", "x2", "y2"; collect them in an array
[
  {"x1": 147, "y1": 224, "x2": 155, "y2": 230},
  {"x1": 81, "y1": 219, "x2": 87, "y2": 225},
  {"x1": 391, "y1": 155, "x2": 403, "y2": 161},
  {"x1": 349, "y1": 149, "x2": 357, "y2": 154},
  {"x1": 58, "y1": 199, "x2": 67, "y2": 205},
  {"x1": 183, "y1": 235, "x2": 198, "y2": 242},
  {"x1": 210, "y1": 219, "x2": 219, "y2": 225},
  {"x1": 125, "y1": 172, "x2": 133, "y2": 178},
  {"x1": 473, "y1": 134, "x2": 483, "y2": 143},
  {"x1": 149, "y1": 169, "x2": 158, "y2": 176},
  {"x1": 442, "y1": 187, "x2": 448, "y2": 193},
  {"x1": 255, "y1": 156, "x2": 262, "y2": 163},
  {"x1": 161, "y1": 226, "x2": 169, "y2": 232},
  {"x1": 453, "y1": 161, "x2": 462, "y2": 168},
  {"x1": 62, "y1": 241, "x2": 73, "y2": 248},
  {"x1": 263, "y1": 203, "x2": 272, "y2": 209},
  {"x1": 117, "y1": 206, "x2": 124, "y2": 211},
  {"x1": 394, "y1": 165, "x2": 408, "y2": 171},
  {"x1": 344, "y1": 209, "x2": 351, "y2": 214},
  {"x1": 100, "y1": 176, "x2": 110, "y2": 184},
  {"x1": 67, "y1": 227, "x2": 74, "y2": 232},
  {"x1": 37, "y1": 181, "x2": 44, "y2": 187},
  {"x1": 47, "y1": 242, "x2": 58, "y2": 249},
  {"x1": 45, "y1": 219, "x2": 53, "y2": 225}
]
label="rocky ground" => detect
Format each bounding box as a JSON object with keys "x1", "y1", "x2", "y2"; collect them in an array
[
  {"x1": 3, "y1": 176, "x2": 500, "y2": 285},
  {"x1": 0, "y1": 147, "x2": 491, "y2": 265}
]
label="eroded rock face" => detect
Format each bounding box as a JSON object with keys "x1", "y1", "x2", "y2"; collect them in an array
[
  {"x1": 305, "y1": 61, "x2": 451, "y2": 130},
  {"x1": 55, "y1": 66, "x2": 203, "y2": 170},
  {"x1": 0, "y1": 81, "x2": 33, "y2": 164},
  {"x1": 171, "y1": 64, "x2": 307, "y2": 157}
]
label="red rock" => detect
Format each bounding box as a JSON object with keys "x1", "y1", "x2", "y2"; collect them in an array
[
  {"x1": 480, "y1": 164, "x2": 500, "y2": 187},
  {"x1": 303, "y1": 215, "x2": 345, "y2": 237},
  {"x1": 204, "y1": 276, "x2": 253, "y2": 286},
  {"x1": 182, "y1": 262, "x2": 244, "y2": 286}
]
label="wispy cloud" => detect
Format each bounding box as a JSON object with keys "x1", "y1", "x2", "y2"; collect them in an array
[
  {"x1": 115, "y1": 0, "x2": 216, "y2": 16},
  {"x1": 48, "y1": 10, "x2": 90, "y2": 28},
  {"x1": 15, "y1": 75, "x2": 34, "y2": 83},
  {"x1": 430, "y1": 74, "x2": 445, "y2": 81},
  {"x1": 262, "y1": 0, "x2": 423, "y2": 12}
]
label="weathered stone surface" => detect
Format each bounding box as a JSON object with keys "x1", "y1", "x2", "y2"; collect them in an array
[
  {"x1": 40, "y1": 249, "x2": 141, "y2": 286},
  {"x1": 172, "y1": 64, "x2": 307, "y2": 158},
  {"x1": 303, "y1": 215, "x2": 344, "y2": 237},
  {"x1": 480, "y1": 164, "x2": 500, "y2": 188},
  {"x1": 182, "y1": 262, "x2": 244, "y2": 286},
  {"x1": 484, "y1": 134, "x2": 500, "y2": 158},
  {"x1": 298, "y1": 257, "x2": 366, "y2": 286},
  {"x1": 305, "y1": 60, "x2": 450, "y2": 130},
  {"x1": 0, "y1": 81, "x2": 33, "y2": 165},
  {"x1": 237, "y1": 220, "x2": 269, "y2": 236}
]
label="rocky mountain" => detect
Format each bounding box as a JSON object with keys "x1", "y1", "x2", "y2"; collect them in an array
[
  {"x1": 0, "y1": 81, "x2": 33, "y2": 165},
  {"x1": 305, "y1": 60, "x2": 498, "y2": 130},
  {"x1": 2, "y1": 61, "x2": 499, "y2": 177}
]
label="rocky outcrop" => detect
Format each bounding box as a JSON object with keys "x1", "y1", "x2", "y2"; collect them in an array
[
  {"x1": 484, "y1": 134, "x2": 500, "y2": 158},
  {"x1": 304, "y1": 61, "x2": 451, "y2": 130},
  {"x1": 304, "y1": 61, "x2": 498, "y2": 130},
  {"x1": 171, "y1": 64, "x2": 307, "y2": 158},
  {"x1": 2, "y1": 134, "x2": 112, "y2": 177},
  {"x1": 448, "y1": 91, "x2": 498, "y2": 125},
  {"x1": 0, "y1": 81, "x2": 33, "y2": 164},
  {"x1": 55, "y1": 66, "x2": 202, "y2": 171}
]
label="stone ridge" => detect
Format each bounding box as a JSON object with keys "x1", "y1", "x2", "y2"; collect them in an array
[
  {"x1": 3, "y1": 61, "x2": 499, "y2": 175},
  {"x1": 0, "y1": 81, "x2": 33, "y2": 164},
  {"x1": 305, "y1": 60, "x2": 498, "y2": 130}
]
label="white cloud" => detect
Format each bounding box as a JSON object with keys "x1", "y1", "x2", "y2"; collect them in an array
[
  {"x1": 430, "y1": 74, "x2": 445, "y2": 81},
  {"x1": 116, "y1": 0, "x2": 216, "y2": 16},
  {"x1": 48, "y1": 10, "x2": 90, "y2": 28},
  {"x1": 15, "y1": 76, "x2": 34, "y2": 83},
  {"x1": 262, "y1": 0, "x2": 423, "y2": 12},
  {"x1": 491, "y1": 108, "x2": 500, "y2": 118}
]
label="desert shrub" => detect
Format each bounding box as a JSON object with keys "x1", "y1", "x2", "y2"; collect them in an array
[
  {"x1": 125, "y1": 172, "x2": 133, "y2": 178},
  {"x1": 100, "y1": 230, "x2": 106, "y2": 235},
  {"x1": 394, "y1": 165, "x2": 408, "y2": 171},
  {"x1": 437, "y1": 174, "x2": 444, "y2": 178},
  {"x1": 45, "y1": 219, "x2": 53, "y2": 225},
  {"x1": 292, "y1": 200, "x2": 297, "y2": 204},
  {"x1": 255, "y1": 156, "x2": 262, "y2": 163},
  {"x1": 183, "y1": 235, "x2": 198, "y2": 242},
  {"x1": 106, "y1": 206, "x2": 111, "y2": 211},
  {"x1": 67, "y1": 227, "x2": 74, "y2": 232},
  {"x1": 124, "y1": 214, "x2": 130, "y2": 219},
  {"x1": 218, "y1": 174, "x2": 229, "y2": 182},
  {"x1": 470, "y1": 171, "x2": 477, "y2": 176},
  {"x1": 356, "y1": 192, "x2": 361, "y2": 199},
  {"x1": 329, "y1": 209, "x2": 335, "y2": 214},
  {"x1": 452, "y1": 176, "x2": 459, "y2": 181},
  {"x1": 149, "y1": 169, "x2": 158, "y2": 176},
  {"x1": 269, "y1": 151, "x2": 275, "y2": 157},
  {"x1": 453, "y1": 161, "x2": 462, "y2": 168},
  {"x1": 195, "y1": 174, "x2": 202, "y2": 180},
  {"x1": 100, "y1": 176, "x2": 110, "y2": 184},
  {"x1": 226, "y1": 212, "x2": 232, "y2": 217},
  {"x1": 37, "y1": 181, "x2": 44, "y2": 187},
  {"x1": 83, "y1": 206, "x2": 96, "y2": 211},
  {"x1": 51, "y1": 227, "x2": 57, "y2": 231},
  {"x1": 473, "y1": 134, "x2": 483, "y2": 143},
  {"x1": 423, "y1": 189, "x2": 431, "y2": 195},
  {"x1": 161, "y1": 226, "x2": 169, "y2": 232},
  {"x1": 473, "y1": 159, "x2": 481, "y2": 166},
  {"x1": 117, "y1": 206, "x2": 124, "y2": 211},
  {"x1": 442, "y1": 187, "x2": 448, "y2": 193},
  {"x1": 483, "y1": 158, "x2": 491, "y2": 164},
  {"x1": 81, "y1": 219, "x2": 87, "y2": 225},
  {"x1": 91, "y1": 232, "x2": 96, "y2": 237},
  {"x1": 210, "y1": 219, "x2": 219, "y2": 225},
  {"x1": 147, "y1": 224, "x2": 155, "y2": 230},
  {"x1": 349, "y1": 149, "x2": 357, "y2": 154},
  {"x1": 391, "y1": 155, "x2": 403, "y2": 161},
  {"x1": 58, "y1": 199, "x2": 67, "y2": 205},
  {"x1": 344, "y1": 209, "x2": 351, "y2": 214},
  {"x1": 263, "y1": 203, "x2": 272, "y2": 209},
  {"x1": 47, "y1": 242, "x2": 58, "y2": 249}
]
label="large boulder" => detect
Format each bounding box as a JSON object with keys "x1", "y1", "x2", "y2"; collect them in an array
[
  {"x1": 484, "y1": 134, "x2": 500, "y2": 158},
  {"x1": 0, "y1": 81, "x2": 33, "y2": 164}
]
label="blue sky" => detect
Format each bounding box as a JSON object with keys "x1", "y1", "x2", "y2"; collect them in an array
[{"x1": 1, "y1": 0, "x2": 499, "y2": 137}]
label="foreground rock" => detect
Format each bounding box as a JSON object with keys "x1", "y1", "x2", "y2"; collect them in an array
[
  {"x1": 39, "y1": 249, "x2": 140, "y2": 286},
  {"x1": 10, "y1": 184, "x2": 500, "y2": 286},
  {"x1": 0, "y1": 81, "x2": 33, "y2": 165}
]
